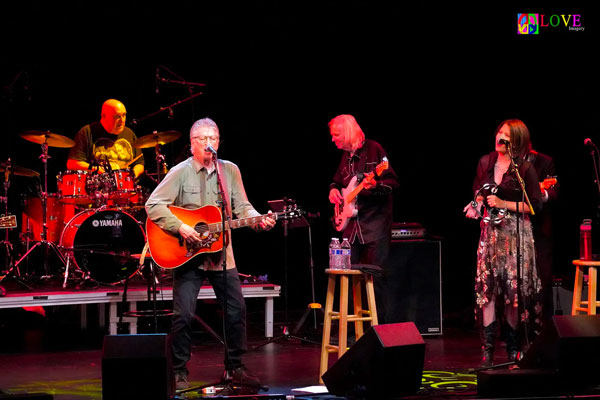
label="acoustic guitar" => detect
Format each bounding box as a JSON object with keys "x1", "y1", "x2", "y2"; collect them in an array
[
  {"x1": 0, "y1": 214, "x2": 16, "y2": 229},
  {"x1": 146, "y1": 204, "x2": 302, "y2": 269}
]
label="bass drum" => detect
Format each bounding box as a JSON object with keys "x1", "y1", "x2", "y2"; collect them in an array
[{"x1": 60, "y1": 209, "x2": 146, "y2": 285}]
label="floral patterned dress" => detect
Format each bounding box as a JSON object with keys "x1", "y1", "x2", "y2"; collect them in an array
[{"x1": 472, "y1": 152, "x2": 543, "y2": 334}]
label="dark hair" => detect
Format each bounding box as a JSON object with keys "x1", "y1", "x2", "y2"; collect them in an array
[{"x1": 495, "y1": 119, "x2": 531, "y2": 160}]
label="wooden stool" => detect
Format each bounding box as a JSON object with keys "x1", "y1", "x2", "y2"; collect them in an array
[
  {"x1": 572, "y1": 259, "x2": 600, "y2": 315},
  {"x1": 319, "y1": 267, "x2": 378, "y2": 384}
]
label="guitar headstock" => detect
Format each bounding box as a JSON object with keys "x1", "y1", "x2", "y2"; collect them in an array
[
  {"x1": 0, "y1": 214, "x2": 17, "y2": 229},
  {"x1": 280, "y1": 203, "x2": 304, "y2": 220},
  {"x1": 541, "y1": 176, "x2": 558, "y2": 190},
  {"x1": 375, "y1": 157, "x2": 389, "y2": 177}
]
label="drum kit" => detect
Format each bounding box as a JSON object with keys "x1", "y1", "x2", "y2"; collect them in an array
[{"x1": 1, "y1": 129, "x2": 182, "y2": 288}]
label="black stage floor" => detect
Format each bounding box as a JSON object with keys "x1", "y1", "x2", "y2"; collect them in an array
[{"x1": 1, "y1": 277, "x2": 599, "y2": 400}]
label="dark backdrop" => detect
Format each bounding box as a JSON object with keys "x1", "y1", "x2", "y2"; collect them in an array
[{"x1": 1, "y1": 3, "x2": 597, "y2": 324}]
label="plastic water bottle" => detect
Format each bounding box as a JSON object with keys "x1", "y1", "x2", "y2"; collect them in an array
[
  {"x1": 329, "y1": 238, "x2": 341, "y2": 270},
  {"x1": 580, "y1": 219, "x2": 593, "y2": 260},
  {"x1": 341, "y1": 238, "x2": 351, "y2": 270}
]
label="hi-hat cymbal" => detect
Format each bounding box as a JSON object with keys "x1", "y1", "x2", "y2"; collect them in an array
[
  {"x1": 20, "y1": 130, "x2": 75, "y2": 148},
  {"x1": 133, "y1": 130, "x2": 181, "y2": 149},
  {"x1": 0, "y1": 164, "x2": 40, "y2": 178}
]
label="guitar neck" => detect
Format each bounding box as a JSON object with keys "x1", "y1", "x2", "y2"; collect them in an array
[
  {"x1": 346, "y1": 173, "x2": 374, "y2": 203},
  {"x1": 206, "y1": 212, "x2": 279, "y2": 233}
]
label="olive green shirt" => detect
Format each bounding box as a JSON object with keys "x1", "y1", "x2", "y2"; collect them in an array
[{"x1": 145, "y1": 157, "x2": 261, "y2": 271}]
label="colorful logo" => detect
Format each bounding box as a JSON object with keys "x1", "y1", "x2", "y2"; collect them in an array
[
  {"x1": 518, "y1": 14, "x2": 539, "y2": 34},
  {"x1": 518, "y1": 13, "x2": 584, "y2": 34}
]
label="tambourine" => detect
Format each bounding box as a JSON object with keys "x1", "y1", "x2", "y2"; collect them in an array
[{"x1": 471, "y1": 183, "x2": 507, "y2": 224}]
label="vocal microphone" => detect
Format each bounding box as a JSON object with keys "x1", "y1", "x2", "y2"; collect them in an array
[
  {"x1": 498, "y1": 138, "x2": 511, "y2": 146},
  {"x1": 205, "y1": 144, "x2": 217, "y2": 155},
  {"x1": 584, "y1": 138, "x2": 597, "y2": 148},
  {"x1": 155, "y1": 68, "x2": 160, "y2": 94}
]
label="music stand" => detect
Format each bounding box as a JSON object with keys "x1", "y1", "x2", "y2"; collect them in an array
[{"x1": 254, "y1": 198, "x2": 320, "y2": 349}]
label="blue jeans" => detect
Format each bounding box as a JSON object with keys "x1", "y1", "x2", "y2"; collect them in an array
[{"x1": 171, "y1": 265, "x2": 247, "y2": 374}]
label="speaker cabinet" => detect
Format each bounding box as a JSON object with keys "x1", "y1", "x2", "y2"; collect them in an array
[
  {"x1": 520, "y1": 315, "x2": 600, "y2": 385},
  {"x1": 386, "y1": 239, "x2": 442, "y2": 335},
  {"x1": 102, "y1": 334, "x2": 174, "y2": 400},
  {"x1": 322, "y1": 322, "x2": 425, "y2": 399}
]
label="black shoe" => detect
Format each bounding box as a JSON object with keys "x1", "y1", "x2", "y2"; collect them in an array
[
  {"x1": 175, "y1": 371, "x2": 189, "y2": 391},
  {"x1": 224, "y1": 366, "x2": 261, "y2": 388}
]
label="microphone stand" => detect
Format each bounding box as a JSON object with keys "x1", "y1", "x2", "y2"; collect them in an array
[
  {"x1": 212, "y1": 151, "x2": 235, "y2": 389},
  {"x1": 127, "y1": 92, "x2": 204, "y2": 127},
  {"x1": 506, "y1": 144, "x2": 535, "y2": 348},
  {"x1": 586, "y1": 141, "x2": 600, "y2": 195}
]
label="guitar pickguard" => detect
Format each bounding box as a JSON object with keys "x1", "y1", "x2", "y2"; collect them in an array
[{"x1": 185, "y1": 231, "x2": 221, "y2": 257}]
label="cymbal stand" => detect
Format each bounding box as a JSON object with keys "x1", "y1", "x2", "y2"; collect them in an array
[
  {"x1": 14, "y1": 140, "x2": 68, "y2": 278},
  {"x1": 1, "y1": 161, "x2": 15, "y2": 274},
  {"x1": 0, "y1": 160, "x2": 32, "y2": 290},
  {"x1": 154, "y1": 142, "x2": 167, "y2": 184}
]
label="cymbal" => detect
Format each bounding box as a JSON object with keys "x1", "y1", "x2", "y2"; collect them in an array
[
  {"x1": 0, "y1": 164, "x2": 40, "y2": 177},
  {"x1": 20, "y1": 130, "x2": 75, "y2": 148},
  {"x1": 133, "y1": 130, "x2": 181, "y2": 149}
]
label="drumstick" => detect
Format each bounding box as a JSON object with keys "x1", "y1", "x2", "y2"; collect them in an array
[{"x1": 126, "y1": 154, "x2": 143, "y2": 167}]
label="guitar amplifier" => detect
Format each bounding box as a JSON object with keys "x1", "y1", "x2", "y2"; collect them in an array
[{"x1": 391, "y1": 222, "x2": 426, "y2": 240}]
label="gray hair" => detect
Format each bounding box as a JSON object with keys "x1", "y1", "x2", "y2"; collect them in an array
[{"x1": 190, "y1": 117, "x2": 219, "y2": 137}]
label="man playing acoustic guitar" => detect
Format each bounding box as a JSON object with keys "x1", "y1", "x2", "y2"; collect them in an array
[
  {"x1": 146, "y1": 117, "x2": 275, "y2": 391},
  {"x1": 328, "y1": 114, "x2": 398, "y2": 323}
]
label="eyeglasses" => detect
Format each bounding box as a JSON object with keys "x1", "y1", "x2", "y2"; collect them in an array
[{"x1": 191, "y1": 135, "x2": 219, "y2": 143}]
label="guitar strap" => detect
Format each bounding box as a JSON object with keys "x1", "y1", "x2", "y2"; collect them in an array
[{"x1": 216, "y1": 159, "x2": 232, "y2": 219}]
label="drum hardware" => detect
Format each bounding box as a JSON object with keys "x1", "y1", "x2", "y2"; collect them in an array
[
  {"x1": 0, "y1": 159, "x2": 34, "y2": 290},
  {"x1": 15, "y1": 131, "x2": 74, "y2": 280},
  {"x1": 119, "y1": 246, "x2": 173, "y2": 334},
  {"x1": 133, "y1": 130, "x2": 181, "y2": 184},
  {"x1": 471, "y1": 183, "x2": 508, "y2": 225}
]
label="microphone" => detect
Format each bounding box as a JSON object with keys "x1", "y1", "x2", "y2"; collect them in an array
[
  {"x1": 584, "y1": 138, "x2": 596, "y2": 148},
  {"x1": 155, "y1": 68, "x2": 160, "y2": 94},
  {"x1": 498, "y1": 138, "x2": 511, "y2": 146},
  {"x1": 205, "y1": 144, "x2": 217, "y2": 155}
]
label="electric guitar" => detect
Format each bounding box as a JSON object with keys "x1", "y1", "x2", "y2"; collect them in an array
[
  {"x1": 0, "y1": 214, "x2": 16, "y2": 229},
  {"x1": 333, "y1": 158, "x2": 389, "y2": 232},
  {"x1": 146, "y1": 204, "x2": 303, "y2": 269}
]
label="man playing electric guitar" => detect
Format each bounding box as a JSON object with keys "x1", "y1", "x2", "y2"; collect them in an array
[
  {"x1": 145, "y1": 118, "x2": 275, "y2": 391},
  {"x1": 328, "y1": 114, "x2": 398, "y2": 323}
]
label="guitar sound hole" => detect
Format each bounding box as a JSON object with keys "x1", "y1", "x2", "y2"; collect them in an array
[{"x1": 195, "y1": 223, "x2": 210, "y2": 239}]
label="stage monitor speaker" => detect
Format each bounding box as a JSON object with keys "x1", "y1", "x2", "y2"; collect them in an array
[
  {"x1": 520, "y1": 315, "x2": 600, "y2": 385},
  {"x1": 386, "y1": 239, "x2": 442, "y2": 335},
  {"x1": 322, "y1": 322, "x2": 425, "y2": 399},
  {"x1": 102, "y1": 334, "x2": 174, "y2": 400}
]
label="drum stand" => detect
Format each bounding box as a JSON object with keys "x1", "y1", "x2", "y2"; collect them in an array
[
  {"x1": 118, "y1": 245, "x2": 173, "y2": 333},
  {"x1": 154, "y1": 142, "x2": 168, "y2": 184},
  {"x1": 14, "y1": 141, "x2": 68, "y2": 280},
  {"x1": 0, "y1": 162, "x2": 32, "y2": 291}
]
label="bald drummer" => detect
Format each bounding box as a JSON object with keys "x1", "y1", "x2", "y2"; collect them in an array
[{"x1": 67, "y1": 99, "x2": 144, "y2": 177}]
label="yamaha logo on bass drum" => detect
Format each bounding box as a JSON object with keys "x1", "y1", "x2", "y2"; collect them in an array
[{"x1": 92, "y1": 218, "x2": 123, "y2": 227}]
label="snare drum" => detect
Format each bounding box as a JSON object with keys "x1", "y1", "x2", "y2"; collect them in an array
[{"x1": 57, "y1": 170, "x2": 93, "y2": 204}]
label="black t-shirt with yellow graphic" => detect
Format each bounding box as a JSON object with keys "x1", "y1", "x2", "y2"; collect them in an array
[{"x1": 68, "y1": 121, "x2": 144, "y2": 170}]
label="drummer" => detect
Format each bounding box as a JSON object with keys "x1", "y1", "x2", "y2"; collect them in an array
[{"x1": 67, "y1": 99, "x2": 144, "y2": 178}]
